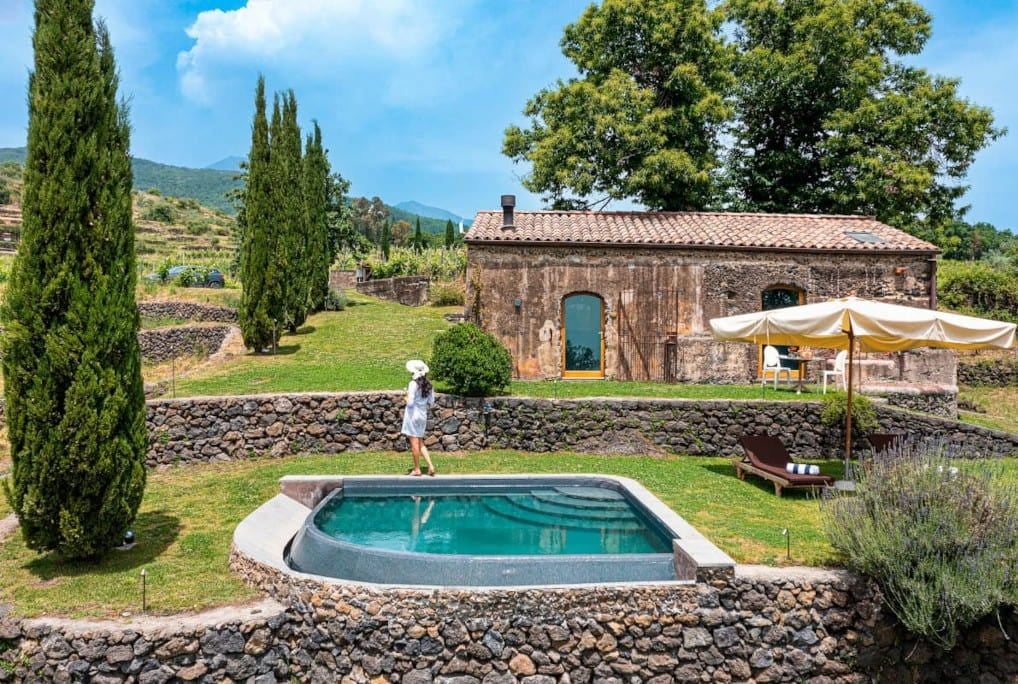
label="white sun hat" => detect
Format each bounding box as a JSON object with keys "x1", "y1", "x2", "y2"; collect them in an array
[{"x1": 405, "y1": 359, "x2": 430, "y2": 378}]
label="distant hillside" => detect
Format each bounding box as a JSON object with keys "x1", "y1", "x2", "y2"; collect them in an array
[
  {"x1": 0, "y1": 147, "x2": 241, "y2": 214},
  {"x1": 395, "y1": 200, "x2": 471, "y2": 227},
  {"x1": 205, "y1": 156, "x2": 245, "y2": 172}
]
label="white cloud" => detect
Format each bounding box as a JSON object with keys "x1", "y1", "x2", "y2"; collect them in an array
[{"x1": 176, "y1": 0, "x2": 459, "y2": 104}]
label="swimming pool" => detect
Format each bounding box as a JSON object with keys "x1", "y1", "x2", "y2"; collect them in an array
[{"x1": 280, "y1": 475, "x2": 727, "y2": 587}]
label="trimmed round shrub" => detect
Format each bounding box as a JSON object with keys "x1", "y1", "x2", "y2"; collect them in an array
[
  {"x1": 820, "y1": 391, "x2": 879, "y2": 434},
  {"x1": 431, "y1": 323, "x2": 512, "y2": 396},
  {"x1": 823, "y1": 438, "x2": 1018, "y2": 650}
]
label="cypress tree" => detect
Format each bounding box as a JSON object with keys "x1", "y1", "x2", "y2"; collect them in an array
[
  {"x1": 414, "y1": 216, "x2": 423, "y2": 253},
  {"x1": 2, "y1": 1, "x2": 146, "y2": 557},
  {"x1": 275, "y1": 92, "x2": 308, "y2": 331},
  {"x1": 444, "y1": 219, "x2": 455, "y2": 249},
  {"x1": 303, "y1": 122, "x2": 330, "y2": 311},
  {"x1": 381, "y1": 220, "x2": 391, "y2": 261},
  {"x1": 238, "y1": 77, "x2": 278, "y2": 350}
]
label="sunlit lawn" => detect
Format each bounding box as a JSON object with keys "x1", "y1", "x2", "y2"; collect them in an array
[
  {"x1": 958, "y1": 386, "x2": 1018, "y2": 434},
  {"x1": 0, "y1": 450, "x2": 847, "y2": 618},
  {"x1": 174, "y1": 294, "x2": 458, "y2": 397}
]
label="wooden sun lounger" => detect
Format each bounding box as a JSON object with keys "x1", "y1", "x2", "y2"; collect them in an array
[{"x1": 736, "y1": 435, "x2": 834, "y2": 497}]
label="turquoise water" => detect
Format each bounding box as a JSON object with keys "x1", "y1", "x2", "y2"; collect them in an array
[{"x1": 313, "y1": 486, "x2": 672, "y2": 555}]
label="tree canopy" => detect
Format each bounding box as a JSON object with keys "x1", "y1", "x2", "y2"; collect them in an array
[
  {"x1": 504, "y1": 0, "x2": 732, "y2": 210},
  {"x1": 503, "y1": 0, "x2": 1003, "y2": 239}
]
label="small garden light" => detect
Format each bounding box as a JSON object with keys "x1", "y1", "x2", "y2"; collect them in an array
[
  {"x1": 140, "y1": 568, "x2": 147, "y2": 613},
  {"x1": 781, "y1": 528, "x2": 790, "y2": 560}
]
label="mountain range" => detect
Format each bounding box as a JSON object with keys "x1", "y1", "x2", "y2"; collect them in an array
[{"x1": 0, "y1": 147, "x2": 474, "y2": 227}]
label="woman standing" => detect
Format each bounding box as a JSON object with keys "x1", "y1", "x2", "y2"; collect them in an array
[{"x1": 402, "y1": 359, "x2": 436, "y2": 476}]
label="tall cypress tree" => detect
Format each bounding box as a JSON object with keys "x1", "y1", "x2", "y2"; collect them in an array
[
  {"x1": 303, "y1": 121, "x2": 330, "y2": 311},
  {"x1": 413, "y1": 216, "x2": 423, "y2": 253},
  {"x1": 274, "y1": 92, "x2": 308, "y2": 331},
  {"x1": 444, "y1": 219, "x2": 455, "y2": 249},
  {"x1": 239, "y1": 77, "x2": 278, "y2": 350},
  {"x1": 380, "y1": 220, "x2": 391, "y2": 261},
  {"x1": 2, "y1": 1, "x2": 146, "y2": 558}
]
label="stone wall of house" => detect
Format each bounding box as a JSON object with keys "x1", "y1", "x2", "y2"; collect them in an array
[
  {"x1": 958, "y1": 356, "x2": 1018, "y2": 387},
  {"x1": 4, "y1": 556, "x2": 1015, "y2": 682},
  {"x1": 137, "y1": 300, "x2": 238, "y2": 323},
  {"x1": 138, "y1": 324, "x2": 233, "y2": 363},
  {"x1": 141, "y1": 393, "x2": 1018, "y2": 467},
  {"x1": 466, "y1": 244, "x2": 935, "y2": 382},
  {"x1": 356, "y1": 276, "x2": 430, "y2": 306}
]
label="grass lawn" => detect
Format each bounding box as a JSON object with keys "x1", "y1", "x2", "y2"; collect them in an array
[
  {"x1": 958, "y1": 386, "x2": 1018, "y2": 434},
  {"x1": 0, "y1": 450, "x2": 849, "y2": 618},
  {"x1": 174, "y1": 294, "x2": 458, "y2": 397}
]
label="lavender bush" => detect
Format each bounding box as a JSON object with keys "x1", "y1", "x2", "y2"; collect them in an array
[{"x1": 823, "y1": 438, "x2": 1018, "y2": 650}]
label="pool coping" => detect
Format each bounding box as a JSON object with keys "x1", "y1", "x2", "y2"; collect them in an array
[{"x1": 233, "y1": 474, "x2": 734, "y2": 591}]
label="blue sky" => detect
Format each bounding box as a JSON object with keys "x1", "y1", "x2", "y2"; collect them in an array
[{"x1": 0, "y1": 0, "x2": 1015, "y2": 227}]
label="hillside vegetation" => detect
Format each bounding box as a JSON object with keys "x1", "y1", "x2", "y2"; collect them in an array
[{"x1": 0, "y1": 147, "x2": 241, "y2": 214}]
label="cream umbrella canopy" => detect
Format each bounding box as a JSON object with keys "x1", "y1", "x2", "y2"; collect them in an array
[{"x1": 709, "y1": 296, "x2": 1017, "y2": 467}]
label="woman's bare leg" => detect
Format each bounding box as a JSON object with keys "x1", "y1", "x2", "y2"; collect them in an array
[
  {"x1": 409, "y1": 437, "x2": 422, "y2": 475},
  {"x1": 421, "y1": 443, "x2": 435, "y2": 476}
]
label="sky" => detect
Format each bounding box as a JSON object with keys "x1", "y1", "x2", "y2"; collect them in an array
[{"x1": 0, "y1": 0, "x2": 1016, "y2": 227}]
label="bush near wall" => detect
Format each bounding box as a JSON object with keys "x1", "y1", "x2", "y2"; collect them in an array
[{"x1": 938, "y1": 260, "x2": 1018, "y2": 324}]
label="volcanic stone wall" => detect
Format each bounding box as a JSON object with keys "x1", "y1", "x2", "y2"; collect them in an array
[
  {"x1": 958, "y1": 356, "x2": 1018, "y2": 387},
  {"x1": 143, "y1": 393, "x2": 1018, "y2": 467},
  {"x1": 355, "y1": 276, "x2": 430, "y2": 306},
  {"x1": 5, "y1": 557, "x2": 1016, "y2": 682},
  {"x1": 137, "y1": 300, "x2": 238, "y2": 323},
  {"x1": 138, "y1": 324, "x2": 232, "y2": 363},
  {"x1": 466, "y1": 244, "x2": 934, "y2": 381}
]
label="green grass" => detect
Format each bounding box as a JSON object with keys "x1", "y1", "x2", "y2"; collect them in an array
[
  {"x1": 175, "y1": 293, "x2": 457, "y2": 396},
  {"x1": 958, "y1": 386, "x2": 1018, "y2": 433},
  {"x1": 0, "y1": 450, "x2": 848, "y2": 617},
  {"x1": 510, "y1": 380, "x2": 818, "y2": 401}
]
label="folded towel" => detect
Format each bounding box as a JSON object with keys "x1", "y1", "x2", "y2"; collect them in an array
[{"x1": 786, "y1": 463, "x2": 820, "y2": 475}]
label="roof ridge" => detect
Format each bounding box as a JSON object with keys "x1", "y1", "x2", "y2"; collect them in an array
[{"x1": 472, "y1": 209, "x2": 876, "y2": 220}]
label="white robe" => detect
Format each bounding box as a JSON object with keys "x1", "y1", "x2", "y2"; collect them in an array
[{"x1": 400, "y1": 380, "x2": 435, "y2": 438}]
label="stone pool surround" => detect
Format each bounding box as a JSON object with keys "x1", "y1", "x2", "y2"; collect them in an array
[
  {"x1": 142, "y1": 391, "x2": 1018, "y2": 467},
  {"x1": 255, "y1": 474, "x2": 735, "y2": 587}
]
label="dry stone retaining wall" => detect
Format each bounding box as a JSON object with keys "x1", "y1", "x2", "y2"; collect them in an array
[
  {"x1": 142, "y1": 392, "x2": 1018, "y2": 467},
  {"x1": 958, "y1": 356, "x2": 1018, "y2": 387},
  {"x1": 138, "y1": 324, "x2": 233, "y2": 363},
  {"x1": 356, "y1": 276, "x2": 430, "y2": 306},
  {"x1": 137, "y1": 300, "x2": 237, "y2": 323},
  {"x1": 4, "y1": 555, "x2": 1015, "y2": 682}
]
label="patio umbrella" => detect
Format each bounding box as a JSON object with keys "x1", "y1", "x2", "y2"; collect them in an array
[{"x1": 709, "y1": 296, "x2": 1016, "y2": 469}]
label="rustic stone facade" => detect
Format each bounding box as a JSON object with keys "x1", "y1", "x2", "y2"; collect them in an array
[
  {"x1": 137, "y1": 300, "x2": 237, "y2": 323},
  {"x1": 356, "y1": 276, "x2": 430, "y2": 306},
  {"x1": 465, "y1": 244, "x2": 936, "y2": 383},
  {"x1": 138, "y1": 324, "x2": 233, "y2": 363},
  {"x1": 6, "y1": 556, "x2": 1016, "y2": 682},
  {"x1": 140, "y1": 393, "x2": 1017, "y2": 467}
]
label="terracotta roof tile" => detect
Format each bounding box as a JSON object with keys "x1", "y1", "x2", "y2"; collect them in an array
[{"x1": 465, "y1": 210, "x2": 938, "y2": 253}]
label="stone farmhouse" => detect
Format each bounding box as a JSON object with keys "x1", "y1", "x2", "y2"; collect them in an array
[{"x1": 465, "y1": 195, "x2": 950, "y2": 386}]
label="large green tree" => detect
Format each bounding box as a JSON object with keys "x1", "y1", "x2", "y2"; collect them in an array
[
  {"x1": 444, "y1": 219, "x2": 455, "y2": 249},
  {"x1": 238, "y1": 77, "x2": 281, "y2": 350},
  {"x1": 2, "y1": 0, "x2": 146, "y2": 558},
  {"x1": 723, "y1": 0, "x2": 1002, "y2": 239},
  {"x1": 503, "y1": 0, "x2": 732, "y2": 210},
  {"x1": 273, "y1": 92, "x2": 309, "y2": 331},
  {"x1": 303, "y1": 122, "x2": 331, "y2": 311}
]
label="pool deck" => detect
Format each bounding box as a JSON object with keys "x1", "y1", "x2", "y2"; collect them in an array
[{"x1": 233, "y1": 474, "x2": 734, "y2": 590}]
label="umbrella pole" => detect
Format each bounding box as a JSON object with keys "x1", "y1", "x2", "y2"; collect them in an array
[{"x1": 844, "y1": 330, "x2": 855, "y2": 477}]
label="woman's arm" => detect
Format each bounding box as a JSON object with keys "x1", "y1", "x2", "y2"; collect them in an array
[{"x1": 406, "y1": 381, "x2": 417, "y2": 404}]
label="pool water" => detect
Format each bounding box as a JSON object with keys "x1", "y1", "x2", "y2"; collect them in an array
[{"x1": 312, "y1": 485, "x2": 671, "y2": 555}]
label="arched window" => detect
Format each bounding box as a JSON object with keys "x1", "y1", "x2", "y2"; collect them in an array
[{"x1": 562, "y1": 293, "x2": 604, "y2": 378}]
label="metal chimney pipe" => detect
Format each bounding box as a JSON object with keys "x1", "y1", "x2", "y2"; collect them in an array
[{"x1": 501, "y1": 194, "x2": 515, "y2": 230}]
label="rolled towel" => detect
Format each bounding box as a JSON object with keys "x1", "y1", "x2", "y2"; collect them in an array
[{"x1": 786, "y1": 462, "x2": 820, "y2": 475}]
